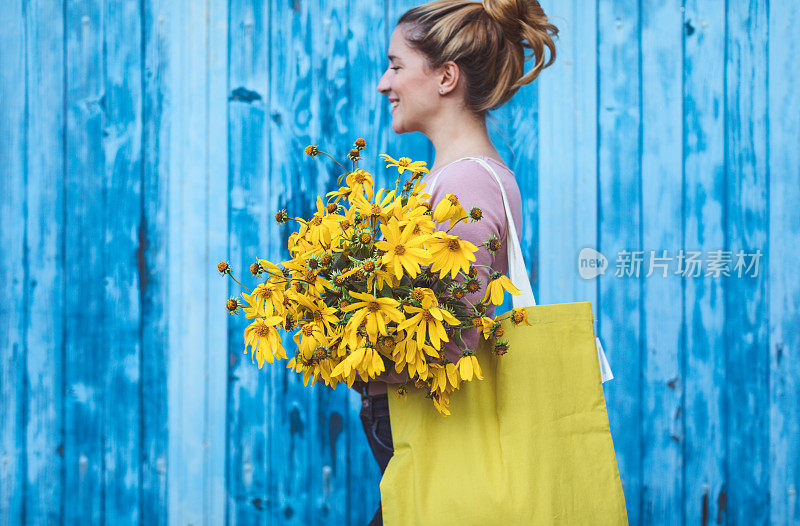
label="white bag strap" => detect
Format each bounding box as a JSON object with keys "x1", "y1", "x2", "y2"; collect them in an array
[
  {"x1": 427, "y1": 156, "x2": 613, "y2": 382},
  {"x1": 427, "y1": 157, "x2": 535, "y2": 306},
  {"x1": 458, "y1": 157, "x2": 537, "y2": 308}
]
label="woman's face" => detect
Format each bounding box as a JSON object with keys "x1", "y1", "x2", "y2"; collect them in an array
[{"x1": 377, "y1": 25, "x2": 442, "y2": 134}]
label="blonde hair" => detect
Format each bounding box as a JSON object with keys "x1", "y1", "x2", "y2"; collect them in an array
[{"x1": 397, "y1": 0, "x2": 558, "y2": 114}]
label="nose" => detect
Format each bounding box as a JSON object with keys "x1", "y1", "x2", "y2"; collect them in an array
[{"x1": 376, "y1": 69, "x2": 390, "y2": 94}]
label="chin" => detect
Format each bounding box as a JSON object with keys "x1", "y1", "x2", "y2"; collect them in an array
[{"x1": 391, "y1": 116, "x2": 417, "y2": 135}]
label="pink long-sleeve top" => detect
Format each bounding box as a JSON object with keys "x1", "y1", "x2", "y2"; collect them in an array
[{"x1": 361, "y1": 155, "x2": 524, "y2": 397}]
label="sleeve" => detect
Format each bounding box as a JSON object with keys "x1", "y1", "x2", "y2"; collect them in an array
[{"x1": 371, "y1": 160, "x2": 506, "y2": 385}]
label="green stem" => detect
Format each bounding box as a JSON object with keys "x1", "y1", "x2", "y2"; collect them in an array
[
  {"x1": 444, "y1": 215, "x2": 469, "y2": 233},
  {"x1": 228, "y1": 274, "x2": 252, "y2": 293},
  {"x1": 319, "y1": 150, "x2": 349, "y2": 174}
]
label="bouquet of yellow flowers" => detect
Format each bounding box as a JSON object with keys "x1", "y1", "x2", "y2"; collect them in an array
[{"x1": 218, "y1": 138, "x2": 529, "y2": 416}]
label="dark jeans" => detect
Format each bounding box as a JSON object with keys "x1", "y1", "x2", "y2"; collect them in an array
[{"x1": 360, "y1": 391, "x2": 394, "y2": 526}]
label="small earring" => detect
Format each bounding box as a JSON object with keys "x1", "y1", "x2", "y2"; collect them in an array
[{"x1": 439, "y1": 88, "x2": 444, "y2": 94}]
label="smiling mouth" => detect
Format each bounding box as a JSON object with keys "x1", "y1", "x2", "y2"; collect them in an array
[{"x1": 390, "y1": 100, "x2": 399, "y2": 112}]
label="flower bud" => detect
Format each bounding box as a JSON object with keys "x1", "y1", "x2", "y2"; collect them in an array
[
  {"x1": 493, "y1": 341, "x2": 509, "y2": 356},
  {"x1": 226, "y1": 298, "x2": 240, "y2": 314}
]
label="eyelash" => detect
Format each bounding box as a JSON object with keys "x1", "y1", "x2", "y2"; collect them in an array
[{"x1": 390, "y1": 66, "x2": 400, "y2": 70}]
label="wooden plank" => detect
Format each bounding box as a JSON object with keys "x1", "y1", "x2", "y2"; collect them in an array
[
  {"x1": 166, "y1": 0, "x2": 228, "y2": 523},
  {"x1": 102, "y1": 1, "x2": 144, "y2": 522},
  {"x1": 140, "y1": 1, "x2": 170, "y2": 523},
  {"x1": 682, "y1": 1, "x2": 727, "y2": 524},
  {"x1": 227, "y1": 0, "x2": 270, "y2": 522},
  {"x1": 347, "y1": 0, "x2": 390, "y2": 523},
  {"x1": 536, "y1": 0, "x2": 597, "y2": 306},
  {"x1": 639, "y1": 1, "x2": 684, "y2": 523},
  {"x1": 0, "y1": 1, "x2": 26, "y2": 523},
  {"x1": 769, "y1": 1, "x2": 800, "y2": 523},
  {"x1": 267, "y1": 0, "x2": 319, "y2": 522},
  {"x1": 350, "y1": 0, "x2": 390, "y2": 189},
  {"x1": 64, "y1": 1, "x2": 105, "y2": 522},
  {"x1": 597, "y1": 0, "x2": 643, "y2": 522},
  {"x1": 206, "y1": 0, "x2": 229, "y2": 522},
  {"x1": 166, "y1": 0, "x2": 229, "y2": 521},
  {"x1": 310, "y1": 1, "x2": 352, "y2": 525},
  {"x1": 724, "y1": 0, "x2": 769, "y2": 522},
  {"x1": 24, "y1": 0, "x2": 66, "y2": 522}
]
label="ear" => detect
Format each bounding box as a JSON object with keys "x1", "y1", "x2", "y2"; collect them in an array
[{"x1": 438, "y1": 61, "x2": 460, "y2": 94}]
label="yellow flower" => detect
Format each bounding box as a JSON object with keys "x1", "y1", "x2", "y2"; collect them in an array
[
  {"x1": 256, "y1": 259, "x2": 287, "y2": 280},
  {"x1": 330, "y1": 340, "x2": 385, "y2": 379},
  {"x1": 410, "y1": 180, "x2": 431, "y2": 198},
  {"x1": 329, "y1": 204, "x2": 357, "y2": 252},
  {"x1": 511, "y1": 307, "x2": 532, "y2": 326},
  {"x1": 353, "y1": 188, "x2": 398, "y2": 223},
  {"x1": 242, "y1": 282, "x2": 286, "y2": 317},
  {"x1": 326, "y1": 185, "x2": 352, "y2": 204},
  {"x1": 410, "y1": 287, "x2": 437, "y2": 309},
  {"x1": 374, "y1": 217, "x2": 431, "y2": 280},
  {"x1": 379, "y1": 154, "x2": 430, "y2": 175},
  {"x1": 473, "y1": 316, "x2": 496, "y2": 339},
  {"x1": 427, "y1": 231, "x2": 477, "y2": 279},
  {"x1": 345, "y1": 169, "x2": 375, "y2": 200},
  {"x1": 293, "y1": 294, "x2": 339, "y2": 332},
  {"x1": 294, "y1": 196, "x2": 334, "y2": 246},
  {"x1": 244, "y1": 316, "x2": 286, "y2": 368},
  {"x1": 428, "y1": 364, "x2": 447, "y2": 392},
  {"x1": 293, "y1": 323, "x2": 329, "y2": 360},
  {"x1": 297, "y1": 269, "x2": 333, "y2": 297},
  {"x1": 341, "y1": 258, "x2": 397, "y2": 291},
  {"x1": 392, "y1": 335, "x2": 435, "y2": 380},
  {"x1": 457, "y1": 354, "x2": 484, "y2": 381},
  {"x1": 433, "y1": 194, "x2": 468, "y2": 229},
  {"x1": 445, "y1": 362, "x2": 461, "y2": 389},
  {"x1": 341, "y1": 291, "x2": 405, "y2": 346},
  {"x1": 483, "y1": 272, "x2": 520, "y2": 305},
  {"x1": 287, "y1": 231, "x2": 311, "y2": 257},
  {"x1": 397, "y1": 304, "x2": 460, "y2": 350},
  {"x1": 398, "y1": 214, "x2": 435, "y2": 237},
  {"x1": 431, "y1": 391, "x2": 452, "y2": 417}
]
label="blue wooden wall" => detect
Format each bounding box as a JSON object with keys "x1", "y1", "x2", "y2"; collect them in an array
[{"x1": 1, "y1": 0, "x2": 798, "y2": 524}]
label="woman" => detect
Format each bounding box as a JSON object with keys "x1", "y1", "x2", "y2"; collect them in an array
[{"x1": 353, "y1": 1, "x2": 557, "y2": 524}]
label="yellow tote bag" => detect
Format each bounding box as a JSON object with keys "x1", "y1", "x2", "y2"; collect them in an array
[{"x1": 380, "y1": 157, "x2": 628, "y2": 525}]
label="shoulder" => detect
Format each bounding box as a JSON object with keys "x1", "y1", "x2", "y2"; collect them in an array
[
  {"x1": 436, "y1": 157, "x2": 510, "y2": 186},
  {"x1": 434, "y1": 158, "x2": 518, "y2": 207}
]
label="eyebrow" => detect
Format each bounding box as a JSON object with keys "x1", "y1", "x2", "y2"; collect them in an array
[{"x1": 388, "y1": 54, "x2": 401, "y2": 62}]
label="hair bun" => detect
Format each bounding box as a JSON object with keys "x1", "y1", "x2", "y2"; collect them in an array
[{"x1": 482, "y1": 0, "x2": 528, "y2": 38}]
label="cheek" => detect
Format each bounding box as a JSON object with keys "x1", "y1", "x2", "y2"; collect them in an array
[{"x1": 396, "y1": 76, "x2": 433, "y2": 109}]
